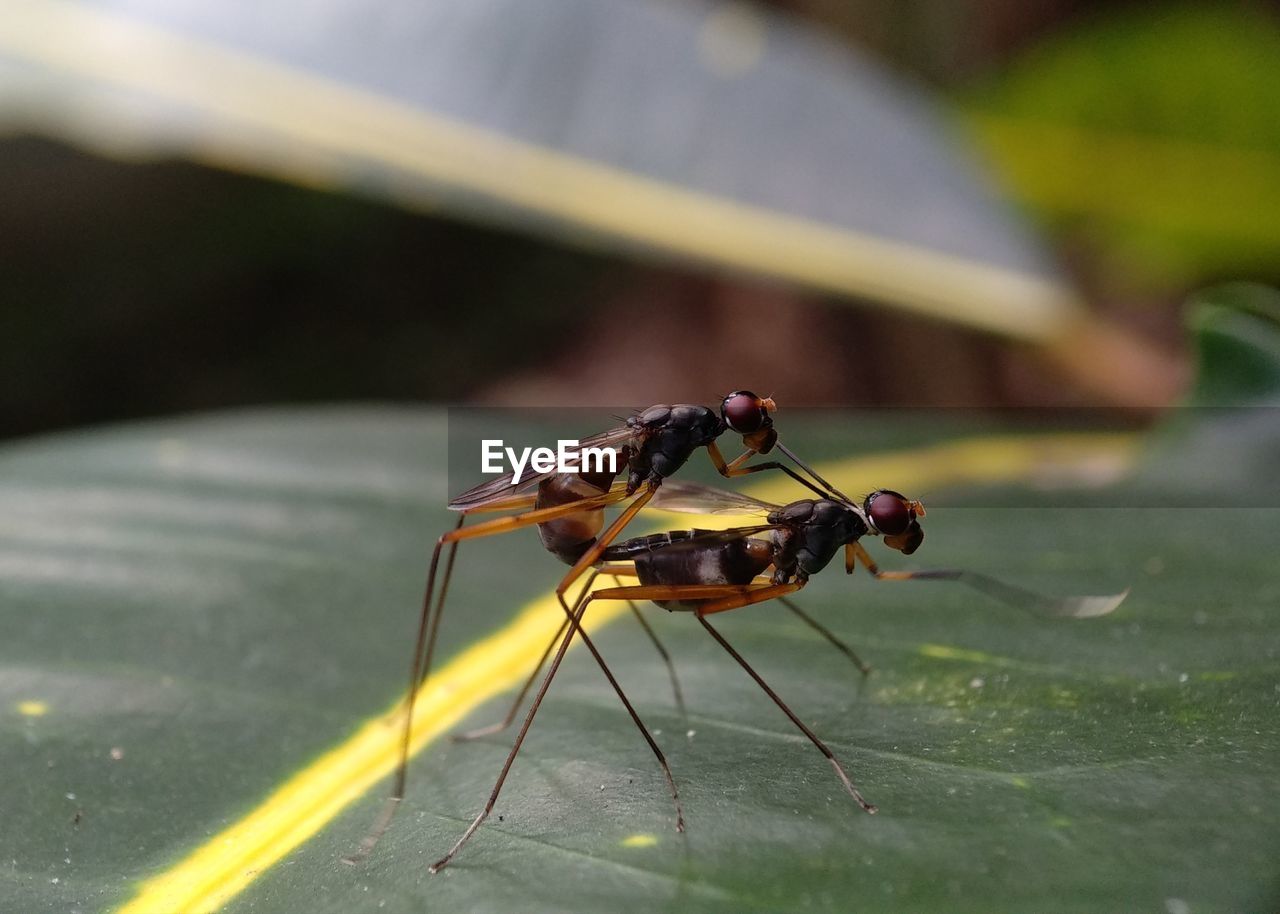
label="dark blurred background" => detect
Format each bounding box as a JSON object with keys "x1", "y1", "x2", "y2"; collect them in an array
[{"x1": 3, "y1": 0, "x2": 1278, "y2": 440}]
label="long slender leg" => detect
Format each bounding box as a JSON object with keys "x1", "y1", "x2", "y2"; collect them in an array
[
  {"x1": 555, "y1": 575, "x2": 684, "y2": 836},
  {"x1": 849, "y1": 542, "x2": 1127, "y2": 618},
  {"x1": 342, "y1": 514, "x2": 467, "y2": 865},
  {"x1": 415, "y1": 500, "x2": 594, "y2": 755},
  {"x1": 590, "y1": 582, "x2": 765, "y2": 603},
  {"x1": 427, "y1": 568, "x2": 616, "y2": 870},
  {"x1": 448, "y1": 487, "x2": 633, "y2": 543},
  {"x1": 700, "y1": 581, "x2": 803, "y2": 615},
  {"x1": 849, "y1": 542, "x2": 944, "y2": 582},
  {"x1": 424, "y1": 491, "x2": 635, "y2": 735},
  {"x1": 625, "y1": 599, "x2": 687, "y2": 719},
  {"x1": 705, "y1": 442, "x2": 831, "y2": 499},
  {"x1": 450, "y1": 615, "x2": 570, "y2": 743},
  {"x1": 543, "y1": 485, "x2": 672, "y2": 799},
  {"x1": 712, "y1": 439, "x2": 855, "y2": 504},
  {"x1": 610, "y1": 564, "x2": 687, "y2": 720},
  {"x1": 587, "y1": 579, "x2": 798, "y2": 612},
  {"x1": 694, "y1": 610, "x2": 877, "y2": 814},
  {"x1": 435, "y1": 576, "x2": 844, "y2": 870},
  {"x1": 544, "y1": 580, "x2": 874, "y2": 812},
  {"x1": 428, "y1": 582, "x2": 594, "y2": 873},
  {"x1": 345, "y1": 488, "x2": 636, "y2": 863},
  {"x1": 773, "y1": 441, "x2": 854, "y2": 503},
  {"x1": 431, "y1": 578, "x2": 686, "y2": 873},
  {"x1": 778, "y1": 597, "x2": 871, "y2": 675},
  {"x1": 456, "y1": 583, "x2": 686, "y2": 743},
  {"x1": 450, "y1": 565, "x2": 680, "y2": 737},
  {"x1": 553, "y1": 483, "x2": 657, "y2": 610}
]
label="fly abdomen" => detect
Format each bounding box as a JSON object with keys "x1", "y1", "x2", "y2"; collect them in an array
[
  {"x1": 631, "y1": 533, "x2": 776, "y2": 610},
  {"x1": 535, "y1": 473, "x2": 610, "y2": 565},
  {"x1": 600, "y1": 529, "x2": 714, "y2": 562}
]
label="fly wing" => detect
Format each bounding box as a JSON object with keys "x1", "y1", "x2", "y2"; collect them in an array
[
  {"x1": 603, "y1": 524, "x2": 783, "y2": 562},
  {"x1": 447, "y1": 425, "x2": 634, "y2": 510},
  {"x1": 648, "y1": 481, "x2": 777, "y2": 517},
  {"x1": 662, "y1": 524, "x2": 781, "y2": 546}
]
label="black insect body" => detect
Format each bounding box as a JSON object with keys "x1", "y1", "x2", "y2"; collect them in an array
[
  {"x1": 622, "y1": 403, "x2": 757, "y2": 491},
  {"x1": 345, "y1": 391, "x2": 838, "y2": 866},
  {"x1": 601, "y1": 496, "x2": 875, "y2": 613},
  {"x1": 449, "y1": 391, "x2": 793, "y2": 568},
  {"x1": 347, "y1": 423, "x2": 1123, "y2": 873},
  {"x1": 765, "y1": 498, "x2": 870, "y2": 581}
]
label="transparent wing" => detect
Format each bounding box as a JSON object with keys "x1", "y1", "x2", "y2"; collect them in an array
[
  {"x1": 447, "y1": 425, "x2": 634, "y2": 510},
  {"x1": 661, "y1": 524, "x2": 782, "y2": 547},
  {"x1": 649, "y1": 481, "x2": 777, "y2": 517},
  {"x1": 605, "y1": 524, "x2": 783, "y2": 560}
]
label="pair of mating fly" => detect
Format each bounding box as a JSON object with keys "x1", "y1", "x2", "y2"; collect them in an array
[{"x1": 345, "y1": 391, "x2": 1125, "y2": 873}]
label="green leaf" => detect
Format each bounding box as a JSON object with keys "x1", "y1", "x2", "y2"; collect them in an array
[
  {"x1": 1135, "y1": 284, "x2": 1280, "y2": 506},
  {"x1": 1186, "y1": 283, "x2": 1280, "y2": 405},
  {"x1": 960, "y1": 5, "x2": 1280, "y2": 286},
  {"x1": 5, "y1": 298, "x2": 1279, "y2": 911},
  {"x1": 0, "y1": 0, "x2": 1075, "y2": 339}
]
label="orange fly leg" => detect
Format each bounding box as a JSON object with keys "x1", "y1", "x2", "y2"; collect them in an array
[
  {"x1": 446, "y1": 487, "x2": 632, "y2": 543},
  {"x1": 552, "y1": 482, "x2": 657, "y2": 606},
  {"x1": 698, "y1": 581, "x2": 804, "y2": 614},
  {"x1": 851, "y1": 541, "x2": 957, "y2": 583},
  {"x1": 450, "y1": 612, "x2": 571, "y2": 743},
  {"x1": 453, "y1": 566, "x2": 683, "y2": 741},
  {"x1": 705, "y1": 440, "x2": 831, "y2": 499},
  {"x1": 431, "y1": 571, "x2": 685, "y2": 873},
  {"x1": 588, "y1": 583, "x2": 757, "y2": 602},
  {"x1": 624, "y1": 597, "x2": 687, "y2": 719},
  {"x1": 345, "y1": 486, "x2": 635, "y2": 863},
  {"x1": 851, "y1": 542, "x2": 882, "y2": 576}
]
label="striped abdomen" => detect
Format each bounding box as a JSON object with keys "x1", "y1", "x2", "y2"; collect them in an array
[{"x1": 606, "y1": 529, "x2": 777, "y2": 611}]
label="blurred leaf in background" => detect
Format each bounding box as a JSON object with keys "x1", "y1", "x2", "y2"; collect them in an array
[
  {"x1": 0, "y1": 0, "x2": 1186, "y2": 436},
  {"x1": 0, "y1": 0, "x2": 1076, "y2": 335},
  {"x1": 963, "y1": 4, "x2": 1280, "y2": 291},
  {"x1": 1135, "y1": 283, "x2": 1280, "y2": 506}
]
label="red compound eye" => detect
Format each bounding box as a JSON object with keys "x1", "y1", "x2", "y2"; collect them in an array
[
  {"x1": 866, "y1": 490, "x2": 912, "y2": 535},
  {"x1": 721, "y1": 390, "x2": 768, "y2": 434}
]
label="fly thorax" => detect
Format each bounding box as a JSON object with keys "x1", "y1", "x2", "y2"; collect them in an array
[
  {"x1": 793, "y1": 500, "x2": 867, "y2": 576},
  {"x1": 795, "y1": 546, "x2": 837, "y2": 576},
  {"x1": 631, "y1": 404, "x2": 722, "y2": 484},
  {"x1": 764, "y1": 527, "x2": 801, "y2": 580},
  {"x1": 768, "y1": 499, "x2": 816, "y2": 525}
]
